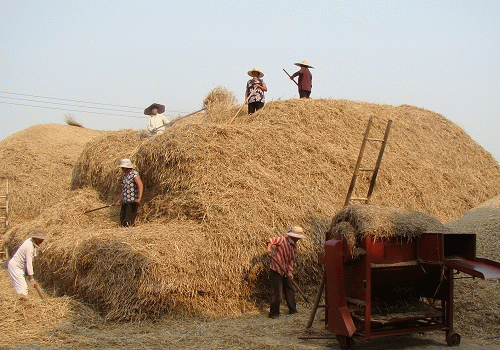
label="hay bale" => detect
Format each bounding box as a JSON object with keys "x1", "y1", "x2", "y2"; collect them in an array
[{"x1": 0, "y1": 124, "x2": 103, "y2": 227}]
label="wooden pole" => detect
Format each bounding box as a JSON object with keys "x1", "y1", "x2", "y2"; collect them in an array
[
  {"x1": 306, "y1": 273, "x2": 325, "y2": 328},
  {"x1": 83, "y1": 204, "x2": 115, "y2": 214},
  {"x1": 34, "y1": 284, "x2": 44, "y2": 299},
  {"x1": 283, "y1": 69, "x2": 298, "y2": 86},
  {"x1": 228, "y1": 88, "x2": 256, "y2": 124}
]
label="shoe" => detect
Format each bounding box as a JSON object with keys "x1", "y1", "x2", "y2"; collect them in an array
[
  {"x1": 268, "y1": 314, "x2": 279, "y2": 319},
  {"x1": 288, "y1": 310, "x2": 298, "y2": 315}
]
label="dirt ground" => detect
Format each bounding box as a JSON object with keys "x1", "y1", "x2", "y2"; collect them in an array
[{"x1": 1, "y1": 268, "x2": 499, "y2": 350}]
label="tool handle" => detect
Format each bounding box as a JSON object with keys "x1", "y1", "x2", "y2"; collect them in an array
[
  {"x1": 34, "y1": 284, "x2": 44, "y2": 299},
  {"x1": 283, "y1": 69, "x2": 298, "y2": 86},
  {"x1": 83, "y1": 204, "x2": 115, "y2": 214}
]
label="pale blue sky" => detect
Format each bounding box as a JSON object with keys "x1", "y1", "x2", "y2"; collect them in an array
[{"x1": 1, "y1": 1, "x2": 498, "y2": 161}]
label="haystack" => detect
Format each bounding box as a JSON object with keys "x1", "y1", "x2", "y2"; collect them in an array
[
  {"x1": 3, "y1": 97, "x2": 500, "y2": 321},
  {"x1": 0, "y1": 124, "x2": 103, "y2": 227}
]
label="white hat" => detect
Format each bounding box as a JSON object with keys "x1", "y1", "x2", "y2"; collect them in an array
[
  {"x1": 294, "y1": 60, "x2": 314, "y2": 68},
  {"x1": 32, "y1": 227, "x2": 47, "y2": 240},
  {"x1": 285, "y1": 226, "x2": 307, "y2": 239},
  {"x1": 247, "y1": 67, "x2": 264, "y2": 78},
  {"x1": 118, "y1": 159, "x2": 134, "y2": 169}
]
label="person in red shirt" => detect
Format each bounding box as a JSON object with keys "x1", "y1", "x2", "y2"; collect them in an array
[
  {"x1": 290, "y1": 60, "x2": 313, "y2": 99},
  {"x1": 266, "y1": 226, "x2": 307, "y2": 318}
]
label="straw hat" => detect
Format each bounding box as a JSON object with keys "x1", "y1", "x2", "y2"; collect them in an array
[
  {"x1": 118, "y1": 158, "x2": 134, "y2": 169},
  {"x1": 294, "y1": 60, "x2": 314, "y2": 69},
  {"x1": 247, "y1": 67, "x2": 264, "y2": 78},
  {"x1": 144, "y1": 103, "x2": 166, "y2": 116},
  {"x1": 285, "y1": 226, "x2": 307, "y2": 239},
  {"x1": 32, "y1": 227, "x2": 47, "y2": 240}
]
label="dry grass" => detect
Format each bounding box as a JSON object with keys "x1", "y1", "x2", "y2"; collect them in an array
[{"x1": 64, "y1": 114, "x2": 84, "y2": 128}]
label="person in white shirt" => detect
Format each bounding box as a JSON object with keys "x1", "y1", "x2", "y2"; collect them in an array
[
  {"x1": 7, "y1": 227, "x2": 47, "y2": 297},
  {"x1": 145, "y1": 103, "x2": 171, "y2": 136}
]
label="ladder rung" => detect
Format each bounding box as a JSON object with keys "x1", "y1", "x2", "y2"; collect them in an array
[
  {"x1": 350, "y1": 197, "x2": 369, "y2": 201},
  {"x1": 366, "y1": 137, "x2": 384, "y2": 142},
  {"x1": 359, "y1": 168, "x2": 375, "y2": 172},
  {"x1": 0, "y1": 196, "x2": 7, "y2": 198},
  {"x1": 0, "y1": 217, "x2": 6, "y2": 219}
]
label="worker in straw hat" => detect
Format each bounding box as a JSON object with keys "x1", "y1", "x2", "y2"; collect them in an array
[
  {"x1": 116, "y1": 159, "x2": 144, "y2": 227},
  {"x1": 245, "y1": 67, "x2": 267, "y2": 114},
  {"x1": 289, "y1": 60, "x2": 313, "y2": 99},
  {"x1": 266, "y1": 226, "x2": 307, "y2": 319},
  {"x1": 7, "y1": 227, "x2": 47, "y2": 298},
  {"x1": 144, "y1": 103, "x2": 172, "y2": 136}
]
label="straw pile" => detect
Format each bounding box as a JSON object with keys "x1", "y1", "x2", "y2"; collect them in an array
[
  {"x1": 71, "y1": 129, "x2": 143, "y2": 199},
  {"x1": 445, "y1": 194, "x2": 500, "y2": 342},
  {"x1": 202, "y1": 86, "x2": 238, "y2": 123},
  {"x1": 2, "y1": 97, "x2": 500, "y2": 321},
  {"x1": 328, "y1": 204, "x2": 450, "y2": 253},
  {"x1": 0, "y1": 124, "x2": 103, "y2": 227}
]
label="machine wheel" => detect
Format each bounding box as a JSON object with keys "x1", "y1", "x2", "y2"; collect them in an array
[
  {"x1": 446, "y1": 332, "x2": 461, "y2": 346},
  {"x1": 336, "y1": 335, "x2": 355, "y2": 349}
]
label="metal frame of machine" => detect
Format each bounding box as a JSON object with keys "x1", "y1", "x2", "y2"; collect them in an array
[{"x1": 319, "y1": 232, "x2": 500, "y2": 348}]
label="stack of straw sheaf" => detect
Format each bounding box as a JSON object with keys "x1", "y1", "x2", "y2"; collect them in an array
[{"x1": 2, "y1": 92, "x2": 500, "y2": 321}]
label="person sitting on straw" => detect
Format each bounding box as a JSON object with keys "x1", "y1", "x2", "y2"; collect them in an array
[
  {"x1": 7, "y1": 227, "x2": 47, "y2": 298},
  {"x1": 245, "y1": 67, "x2": 267, "y2": 114},
  {"x1": 145, "y1": 103, "x2": 171, "y2": 136},
  {"x1": 116, "y1": 159, "x2": 143, "y2": 227},
  {"x1": 266, "y1": 226, "x2": 307, "y2": 319},
  {"x1": 289, "y1": 60, "x2": 313, "y2": 99}
]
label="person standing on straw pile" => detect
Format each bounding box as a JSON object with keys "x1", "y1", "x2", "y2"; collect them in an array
[
  {"x1": 266, "y1": 226, "x2": 307, "y2": 319},
  {"x1": 7, "y1": 228, "x2": 47, "y2": 298},
  {"x1": 289, "y1": 60, "x2": 313, "y2": 99},
  {"x1": 116, "y1": 159, "x2": 143, "y2": 227},
  {"x1": 145, "y1": 103, "x2": 171, "y2": 136},
  {"x1": 245, "y1": 67, "x2": 267, "y2": 114}
]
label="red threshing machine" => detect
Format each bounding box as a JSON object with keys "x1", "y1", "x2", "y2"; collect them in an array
[{"x1": 319, "y1": 231, "x2": 500, "y2": 348}]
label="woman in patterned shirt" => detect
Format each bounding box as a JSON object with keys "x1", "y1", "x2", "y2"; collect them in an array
[
  {"x1": 115, "y1": 159, "x2": 144, "y2": 227},
  {"x1": 245, "y1": 67, "x2": 267, "y2": 114}
]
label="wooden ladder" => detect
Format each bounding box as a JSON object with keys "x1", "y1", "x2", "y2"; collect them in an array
[
  {"x1": 0, "y1": 179, "x2": 8, "y2": 234},
  {"x1": 344, "y1": 116, "x2": 392, "y2": 206},
  {"x1": 306, "y1": 117, "x2": 392, "y2": 329}
]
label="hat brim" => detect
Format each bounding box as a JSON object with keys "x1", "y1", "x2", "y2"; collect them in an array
[
  {"x1": 294, "y1": 63, "x2": 314, "y2": 69},
  {"x1": 33, "y1": 234, "x2": 47, "y2": 240},
  {"x1": 286, "y1": 231, "x2": 307, "y2": 239},
  {"x1": 247, "y1": 71, "x2": 264, "y2": 78},
  {"x1": 144, "y1": 103, "x2": 166, "y2": 115}
]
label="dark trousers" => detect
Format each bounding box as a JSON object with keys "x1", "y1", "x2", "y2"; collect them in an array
[
  {"x1": 248, "y1": 101, "x2": 264, "y2": 114},
  {"x1": 299, "y1": 90, "x2": 311, "y2": 99},
  {"x1": 120, "y1": 202, "x2": 139, "y2": 227},
  {"x1": 269, "y1": 269, "x2": 297, "y2": 317}
]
